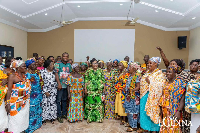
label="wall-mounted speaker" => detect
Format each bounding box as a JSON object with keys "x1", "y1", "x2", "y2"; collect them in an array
[{"x1": 178, "y1": 36, "x2": 187, "y2": 49}]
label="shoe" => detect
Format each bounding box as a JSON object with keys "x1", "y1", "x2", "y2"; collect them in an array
[
  {"x1": 57, "y1": 117, "x2": 63, "y2": 123},
  {"x1": 62, "y1": 115, "x2": 67, "y2": 120},
  {"x1": 126, "y1": 127, "x2": 137, "y2": 132}
]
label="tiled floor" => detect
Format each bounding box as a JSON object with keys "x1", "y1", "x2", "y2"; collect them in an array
[{"x1": 34, "y1": 119, "x2": 137, "y2": 133}]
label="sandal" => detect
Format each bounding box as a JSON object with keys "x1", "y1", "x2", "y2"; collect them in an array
[
  {"x1": 125, "y1": 122, "x2": 130, "y2": 127},
  {"x1": 127, "y1": 127, "x2": 137, "y2": 132},
  {"x1": 51, "y1": 119, "x2": 54, "y2": 124},
  {"x1": 42, "y1": 120, "x2": 46, "y2": 125},
  {"x1": 137, "y1": 129, "x2": 148, "y2": 133},
  {"x1": 120, "y1": 120, "x2": 125, "y2": 125}
]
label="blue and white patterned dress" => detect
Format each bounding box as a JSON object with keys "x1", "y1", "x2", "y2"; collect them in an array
[
  {"x1": 25, "y1": 72, "x2": 43, "y2": 133},
  {"x1": 123, "y1": 75, "x2": 140, "y2": 128}
]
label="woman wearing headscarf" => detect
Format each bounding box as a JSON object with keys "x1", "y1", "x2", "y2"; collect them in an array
[
  {"x1": 115, "y1": 61, "x2": 130, "y2": 125},
  {"x1": 66, "y1": 63, "x2": 84, "y2": 123},
  {"x1": 41, "y1": 60, "x2": 57, "y2": 124},
  {"x1": 104, "y1": 60, "x2": 116, "y2": 119},
  {"x1": 159, "y1": 66, "x2": 186, "y2": 133},
  {"x1": 80, "y1": 62, "x2": 88, "y2": 77},
  {"x1": 84, "y1": 58, "x2": 105, "y2": 123},
  {"x1": 5, "y1": 60, "x2": 31, "y2": 133},
  {"x1": 25, "y1": 58, "x2": 43, "y2": 133},
  {"x1": 123, "y1": 62, "x2": 141, "y2": 132},
  {"x1": 140, "y1": 57, "x2": 166, "y2": 133},
  {"x1": 0, "y1": 70, "x2": 8, "y2": 132}
]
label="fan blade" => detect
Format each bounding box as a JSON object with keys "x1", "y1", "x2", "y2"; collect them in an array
[
  {"x1": 125, "y1": 21, "x2": 130, "y2": 26},
  {"x1": 133, "y1": 18, "x2": 139, "y2": 22},
  {"x1": 125, "y1": 21, "x2": 135, "y2": 26}
]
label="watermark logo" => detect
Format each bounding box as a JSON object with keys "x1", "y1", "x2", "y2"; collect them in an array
[{"x1": 159, "y1": 117, "x2": 193, "y2": 127}]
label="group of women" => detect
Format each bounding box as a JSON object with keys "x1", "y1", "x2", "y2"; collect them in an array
[
  {"x1": 0, "y1": 57, "x2": 57, "y2": 133},
  {"x1": 0, "y1": 48, "x2": 200, "y2": 133}
]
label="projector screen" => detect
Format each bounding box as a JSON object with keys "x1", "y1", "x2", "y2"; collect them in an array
[{"x1": 74, "y1": 29, "x2": 135, "y2": 62}]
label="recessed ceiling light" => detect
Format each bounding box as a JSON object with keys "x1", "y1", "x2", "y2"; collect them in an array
[
  {"x1": 155, "y1": 10, "x2": 159, "y2": 12},
  {"x1": 77, "y1": 5, "x2": 80, "y2": 7},
  {"x1": 170, "y1": 0, "x2": 173, "y2": 1},
  {"x1": 120, "y1": 4, "x2": 123, "y2": 6},
  {"x1": 45, "y1": 13, "x2": 48, "y2": 15},
  {"x1": 192, "y1": 17, "x2": 196, "y2": 19}
]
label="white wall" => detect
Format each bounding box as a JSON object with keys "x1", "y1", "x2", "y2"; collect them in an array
[
  {"x1": 189, "y1": 27, "x2": 200, "y2": 64},
  {"x1": 0, "y1": 23, "x2": 27, "y2": 60},
  {"x1": 74, "y1": 29, "x2": 135, "y2": 62}
]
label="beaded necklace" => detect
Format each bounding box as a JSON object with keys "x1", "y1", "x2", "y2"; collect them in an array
[{"x1": 15, "y1": 72, "x2": 25, "y2": 81}]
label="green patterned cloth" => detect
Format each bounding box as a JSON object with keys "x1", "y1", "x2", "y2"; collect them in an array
[{"x1": 84, "y1": 68, "x2": 105, "y2": 122}]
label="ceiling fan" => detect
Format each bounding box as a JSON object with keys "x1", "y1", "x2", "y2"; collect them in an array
[
  {"x1": 50, "y1": 0, "x2": 73, "y2": 27},
  {"x1": 125, "y1": 0, "x2": 140, "y2": 26},
  {"x1": 52, "y1": 20, "x2": 73, "y2": 27},
  {"x1": 125, "y1": 18, "x2": 139, "y2": 26}
]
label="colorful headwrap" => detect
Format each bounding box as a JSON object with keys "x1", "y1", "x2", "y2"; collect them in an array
[
  {"x1": 168, "y1": 65, "x2": 181, "y2": 73},
  {"x1": 10, "y1": 60, "x2": 24, "y2": 71},
  {"x1": 81, "y1": 62, "x2": 88, "y2": 67},
  {"x1": 113, "y1": 59, "x2": 119, "y2": 63},
  {"x1": 38, "y1": 56, "x2": 44, "y2": 60},
  {"x1": 98, "y1": 60, "x2": 104, "y2": 64},
  {"x1": 72, "y1": 63, "x2": 79, "y2": 69},
  {"x1": 129, "y1": 62, "x2": 141, "y2": 69},
  {"x1": 149, "y1": 57, "x2": 161, "y2": 65},
  {"x1": 25, "y1": 58, "x2": 35, "y2": 68},
  {"x1": 120, "y1": 61, "x2": 128, "y2": 68},
  {"x1": 106, "y1": 59, "x2": 112, "y2": 65}
]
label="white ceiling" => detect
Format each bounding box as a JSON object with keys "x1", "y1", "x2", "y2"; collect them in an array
[{"x1": 0, "y1": 0, "x2": 200, "y2": 32}]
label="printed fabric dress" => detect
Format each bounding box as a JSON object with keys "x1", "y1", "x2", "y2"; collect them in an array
[
  {"x1": 25, "y1": 71, "x2": 43, "y2": 133},
  {"x1": 178, "y1": 71, "x2": 197, "y2": 133},
  {"x1": 40, "y1": 69, "x2": 57, "y2": 121},
  {"x1": 115, "y1": 71, "x2": 130, "y2": 116},
  {"x1": 123, "y1": 74, "x2": 140, "y2": 129},
  {"x1": 0, "y1": 70, "x2": 8, "y2": 131},
  {"x1": 140, "y1": 69, "x2": 166, "y2": 132},
  {"x1": 185, "y1": 77, "x2": 200, "y2": 133},
  {"x1": 8, "y1": 78, "x2": 31, "y2": 133},
  {"x1": 84, "y1": 68, "x2": 105, "y2": 123},
  {"x1": 103, "y1": 69, "x2": 116, "y2": 119},
  {"x1": 66, "y1": 75, "x2": 84, "y2": 122},
  {"x1": 159, "y1": 77, "x2": 186, "y2": 133}
]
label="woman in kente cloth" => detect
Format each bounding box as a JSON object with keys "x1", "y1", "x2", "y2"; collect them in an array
[
  {"x1": 185, "y1": 64, "x2": 200, "y2": 133},
  {"x1": 159, "y1": 66, "x2": 186, "y2": 133},
  {"x1": 6, "y1": 60, "x2": 31, "y2": 133},
  {"x1": 123, "y1": 62, "x2": 141, "y2": 132},
  {"x1": 84, "y1": 58, "x2": 106, "y2": 123},
  {"x1": 115, "y1": 61, "x2": 129, "y2": 125},
  {"x1": 25, "y1": 58, "x2": 44, "y2": 133},
  {"x1": 103, "y1": 60, "x2": 116, "y2": 119}
]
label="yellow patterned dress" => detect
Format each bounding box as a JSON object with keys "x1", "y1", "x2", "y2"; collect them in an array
[
  {"x1": 115, "y1": 72, "x2": 130, "y2": 116},
  {"x1": 140, "y1": 68, "x2": 166, "y2": 131}
]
